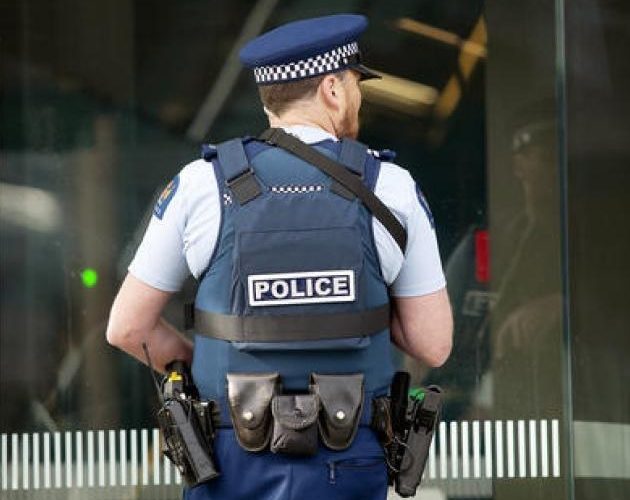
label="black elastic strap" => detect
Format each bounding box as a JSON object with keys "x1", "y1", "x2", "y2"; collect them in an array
[
  {"x1": 184, "y1": 302, "x2": 195, "y2": 330},
  {"x1": 259, "y1": 128, "x2": 407, "y2": 253},
  {"x1": 194, "y1": 304, "x2": 390, "y2": 342}
]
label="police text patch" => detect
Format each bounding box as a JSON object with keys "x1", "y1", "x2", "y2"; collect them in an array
[{"x1": 247, "y1": 270, "x2": 355, "y2": 307}]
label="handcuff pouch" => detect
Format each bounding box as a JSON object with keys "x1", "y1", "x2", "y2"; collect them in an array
[
  {"x1": 311, "y1": 373, "x2": 364, "y2": 450},
  {"x1": 270, "y1": 394, "x2": 319, "y2": 456},
  {"x1": 226, "y1": 372, "x2": 280, "y2": 452}
]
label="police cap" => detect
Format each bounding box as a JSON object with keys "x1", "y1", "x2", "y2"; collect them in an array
[{"x1": 239, "y1": 14, "x2": 380, "y2": 85}]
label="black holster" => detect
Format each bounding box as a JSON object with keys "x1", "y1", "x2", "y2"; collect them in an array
[
  {"x1": 394, "y1": 386, "x2": 442, "y2": 497},
  {"x1": 372, "y1": 379, "x2": 443, "y2": 498},
  {"x1": 157, "y1": 362, "x2": 220, "y2": 486}
]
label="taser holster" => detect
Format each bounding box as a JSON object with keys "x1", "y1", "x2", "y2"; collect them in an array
[{"x1": 394, "y1": 386, "x2": 442, "y2": 496}]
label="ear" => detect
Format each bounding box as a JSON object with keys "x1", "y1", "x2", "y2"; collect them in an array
[{"x1": 318, "y1": 74, "x2": 344, "y2": 112}]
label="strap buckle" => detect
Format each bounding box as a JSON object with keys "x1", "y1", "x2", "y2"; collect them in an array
[{"x1": 225, "y1": 168, "x2": 261, "y2": 205}]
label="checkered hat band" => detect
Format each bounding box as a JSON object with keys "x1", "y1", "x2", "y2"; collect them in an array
[{"x1": 253, "y1": 42, "x2": 360, "y2": 84}]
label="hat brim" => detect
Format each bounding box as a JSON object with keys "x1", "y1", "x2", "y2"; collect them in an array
[{"x1": 352, "y1": 64, "x2": 381, "y2": 81}]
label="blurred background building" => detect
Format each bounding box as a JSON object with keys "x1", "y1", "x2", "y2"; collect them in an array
[{"x1": 1, "y1": 1, "x2": 628, "y2": 499}]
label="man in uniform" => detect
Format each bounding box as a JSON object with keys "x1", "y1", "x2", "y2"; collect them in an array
[{"x1": 107, "y1": 13, "x2": 452, "y2": 500}]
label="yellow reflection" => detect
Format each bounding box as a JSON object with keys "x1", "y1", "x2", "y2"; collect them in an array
[
  {"x1": 433, "y1": 16, "x2": 487, "y2": 121},
  {"x1": 459, "y1": 18, "x2": 487, "y2": 80},
  {"x1": 361, "y1": 71, "x2": 438, "y2": 117},
  {"x1": 434, "y1": 77, "x2": 462, "y2": 121},
  {"x1": 396, "y1": 17, "x2": 487, "y2": 59}
]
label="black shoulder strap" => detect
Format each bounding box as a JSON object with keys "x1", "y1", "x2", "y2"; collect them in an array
[{"x1": 259, "y1": 128, "x2": 407, "y2": 253}]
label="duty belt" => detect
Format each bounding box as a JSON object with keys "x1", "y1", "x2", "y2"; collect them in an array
[{"x1": 212, "y1": 391, "x2": 380, "y2": 428}]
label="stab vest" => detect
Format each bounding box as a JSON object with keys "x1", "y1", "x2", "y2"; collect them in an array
[{"x1": 190, "y1": 136, "x2": 395, "y2": 401}]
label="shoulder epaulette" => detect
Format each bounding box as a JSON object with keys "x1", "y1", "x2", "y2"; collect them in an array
[
  {"x1": 201, "y1": 144, "x2": 218, "y2": 161},
  {"x1": 202, "y1": 136, "x2": 258, "y2": 162},
  {"x1": 367, "y1": 148, "x2": 397, "y2": 162}
]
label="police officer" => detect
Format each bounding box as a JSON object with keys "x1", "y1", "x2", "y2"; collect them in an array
[{"x1": 107, "y1": 13, "x2": 452, "y2": 500}]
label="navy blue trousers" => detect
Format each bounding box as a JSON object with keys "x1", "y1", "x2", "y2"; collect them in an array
[{"x1": 184, "y1": 428, "x2": 388, "y2": 500}]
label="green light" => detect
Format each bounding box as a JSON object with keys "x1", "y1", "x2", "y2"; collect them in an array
[
  {"x1": 409, "y1": 387, "x2": 426, "y2": 402},
  {"x1": 81, "y1": 268, "x2": 99, "y2": 288}
]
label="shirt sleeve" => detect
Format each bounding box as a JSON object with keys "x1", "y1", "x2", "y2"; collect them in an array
[
  {"x1": 128, "y1": 172, "x2": 191, "y2": 292},
  {"x1": 389, "y1": 174, "x2": 446, "y2": 297}
]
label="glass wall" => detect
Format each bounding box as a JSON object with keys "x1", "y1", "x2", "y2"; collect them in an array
[
  {"x1": 483, "y1": 2, "x2": 567, "y2": 498},
  {"x1": 564, "y1": 2, "x2": 630, "y2": 499},
  {"x1": 1, "y1": 1, "x2": 628, "y2": 499}
]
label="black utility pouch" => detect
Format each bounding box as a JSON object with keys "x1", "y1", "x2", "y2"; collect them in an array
[
  {"x1": 270, "y1": 394, "x2": 319, "y2": 456},
  {"x1": 311, "y1": 373, "x2": 364, "y2": 450},
  {"x1": 227, "y1": 372, "x2": 280, "y2": 452}
]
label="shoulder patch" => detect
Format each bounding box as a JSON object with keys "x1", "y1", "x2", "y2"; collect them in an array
[
  {"x1": 153, "y1": 175, "x2": 180, "y2": 220},
  {"x1": 415, "y1": 183, "x2": 435, "y2": 229}
]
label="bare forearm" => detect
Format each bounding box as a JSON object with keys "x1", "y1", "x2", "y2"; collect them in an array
[
  {"x1": 390, "y1": 310, "x2": 412, "y2": 354},
  {"x1": 390, "y1": 289, "x2": 453, "y2": 367},
  {"x1": 106, "y1": 273, "x2": 193, "y2": 373},
  {"x1": 114, "y1": 318, "x2": 193, "y2": 373}
]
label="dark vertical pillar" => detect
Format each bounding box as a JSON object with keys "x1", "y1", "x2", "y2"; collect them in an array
[
  {"x1": 485, "y1": 0, "x2": 569, "y2": 498},
  {"x1": 563, "y1": 1, "x2": 630, "y2": 498}
]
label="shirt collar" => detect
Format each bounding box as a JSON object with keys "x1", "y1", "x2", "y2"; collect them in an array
[{"x1": 281, "y1": 125, "x2": 338, "y2": 144}]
